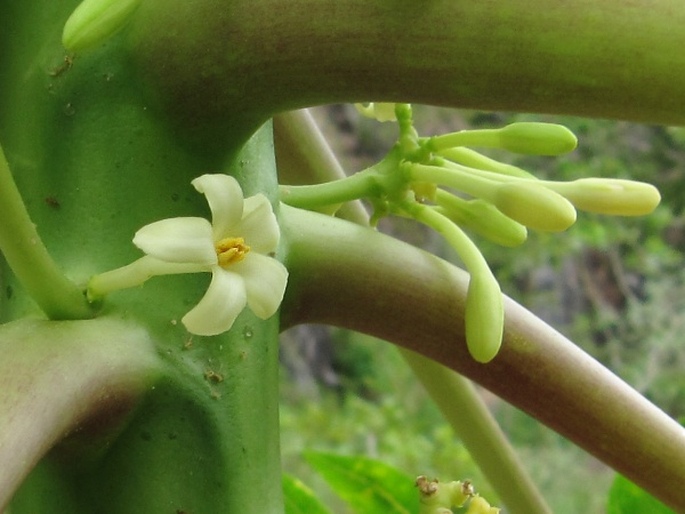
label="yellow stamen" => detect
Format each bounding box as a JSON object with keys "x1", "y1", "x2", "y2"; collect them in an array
[{"x1": 215, "y1": 237, "x2": 250, "y2": 266}]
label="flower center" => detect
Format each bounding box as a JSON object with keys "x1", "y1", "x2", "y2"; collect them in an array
[{"x1": 215, "y1": 237, "x2": 250, "y2": 266}]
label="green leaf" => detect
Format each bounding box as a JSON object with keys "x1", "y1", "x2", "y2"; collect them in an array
[
  {"x1": 283, "y1": 474, "x2": 333, "y2": 514},
  {"x1": 607, "y1": 474, "x2": 675, "y2": 514},
  {"x1": 304, "y1": 451, "x2": 418, "y2": 514}
]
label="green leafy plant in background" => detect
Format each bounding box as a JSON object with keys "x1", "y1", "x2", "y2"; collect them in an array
[{"x1": 2, "y1": 0, "x2": 685, "y2": 513}]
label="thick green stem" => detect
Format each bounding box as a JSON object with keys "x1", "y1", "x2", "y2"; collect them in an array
[
  {"x1": 128, "y1": 0, "x2": 685, "y2": 144},
  {"x1": 280, "y1": 206, "x2": 685, "y2": 510},
  {"x1": 0, "y1": 316, "x2": 160, "y2": 511},
  {"x1": 0, "y1": 146, "x2": 92, "y2": 320}
]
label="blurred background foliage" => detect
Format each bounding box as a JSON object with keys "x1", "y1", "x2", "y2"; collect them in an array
[{"x1": 278, "y1": 105, "x2": 685, "y2": 513}]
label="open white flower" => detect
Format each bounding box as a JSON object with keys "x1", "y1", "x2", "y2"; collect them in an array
[{"x1": 89, "y1": 174, "x2": 288, "y2": 336}]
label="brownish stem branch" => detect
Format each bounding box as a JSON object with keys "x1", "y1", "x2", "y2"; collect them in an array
[{"x1": 280, "y1": 205, "x2": 685, "y2": 510}]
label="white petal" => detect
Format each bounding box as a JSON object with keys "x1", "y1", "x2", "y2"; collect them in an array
[
  {"x1": 133, "y1": 217, "x2": 217, "y2": 264},
  {"x1": 233, "y1": 194, "x2": 280, "y2": 254},
  {"x1": 232, "y1": 253, "x2": 288, "y2": 319},
  {"x1": 181, "y1": 268, "x2": 247, "y2": 336},
  {"x1": 191, "y1": 174, "x2": 244, "y2": 239}
]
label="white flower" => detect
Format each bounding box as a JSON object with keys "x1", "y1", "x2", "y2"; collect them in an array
[{"x1": 100, "y1": 174, "x2": 288, "y2": 336}]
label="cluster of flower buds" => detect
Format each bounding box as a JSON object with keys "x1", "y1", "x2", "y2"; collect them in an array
[
  {"x1": 354, "y1": 103, "x2": 660, "y2": 362},
  {"x1": 416, "y1": 476, "x2": 500, "y2": 514}
]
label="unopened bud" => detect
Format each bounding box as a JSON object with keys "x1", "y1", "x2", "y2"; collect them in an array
[
  {"x1": 465, "y1": 272, "x2": 504, "y2": 363},
  {"x1": 494, "y1": 182, "x2": 577, "y2": 232},
  {"x1": 63, "y1": 0, "x2": 142, "y2": 52},
  {"x1": 466, "y1": 496, "x2": 500, "y2": 514},
  {"x1": 552, "y1": 178, "x2": 661, "y2": 216},
  {"x1": 439, "y1": 147, "x2": 536, "y2": 179},
  {"x1": 437, "y1": 195, "x2": 527, "y2": 247},
  {"x1": 497, "y1": 122, "x2": 577, "y2": 155}
]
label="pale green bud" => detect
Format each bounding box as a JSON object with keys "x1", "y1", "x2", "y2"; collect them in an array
[
  {"x1": 438, "y1": 147, "x2": 536, "y2": 179},
  {"x1": 437, "y1": 194, "x2": 527, "y2": 247},
  {"x1": 466, "y1": 496, "x2": 501, "y2": 514},
  {"x1": 465, "y1": 272, "x2": 504, "y2": 363},
  {"x1": 63, "y1": 0, "x2": 143, "y2": 52},
  {"x1": 494, "y1": 182, "x2": 577, "y2": 232},
  {"x1": 552, "y1": 178, "x2": 661, "y2": 216},
  {"x1": 497, "y1": 122, "x2": 577, "y2": 155}
]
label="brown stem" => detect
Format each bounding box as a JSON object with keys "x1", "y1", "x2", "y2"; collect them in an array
[{"x1": 280, "y1": 205, "x2": 685, "y2": 510}]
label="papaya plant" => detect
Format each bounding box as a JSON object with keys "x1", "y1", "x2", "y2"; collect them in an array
[{"x1": 1, "y1": 0, "x2": 685, "y2": 512}]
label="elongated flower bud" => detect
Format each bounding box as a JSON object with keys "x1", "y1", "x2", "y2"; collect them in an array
[
  {"x1": 494, "y1": 182, "x2": 577, "y2": 232},
  {"x1": 465, "y1": 272, "x2": 504, "y2": 363},
  {"x1": 437, "y1": 194, "x2": 527, "y2": 247},
  {"x1": 438, "y1": 147, "x2": 536, "y2": 179},
  {"x1": 497, "y1": 122, "x2": 578, "y2": 155},
  {"x1": 551, "y1": 178, "x2": 661, "y2": 216},
  {"x1": 63, "y1": 0, "x2": 142, "y2": 52}
]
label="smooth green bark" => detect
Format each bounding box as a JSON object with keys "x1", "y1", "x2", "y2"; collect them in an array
[
  {"x1": 127, "y1": 0, "x2": 685, "y2": 147},
  {"x1": 1, "y1": 3, "x2": 284, "y2": 512}
]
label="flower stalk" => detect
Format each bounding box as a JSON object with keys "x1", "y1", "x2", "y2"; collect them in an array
[{"x1": 0, "y1": 146, "x2": 92, "y2": 320}]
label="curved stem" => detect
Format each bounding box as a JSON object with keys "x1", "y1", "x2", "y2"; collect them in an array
[
  {"x1": 129, "y1": 0, "x2": 685, "y2": 141},
  {"x1": 0, "y1": 146, "x2": 93, "y2": 320},
  {"x1": 0, "y1": 316, "x2": 160, "y2": 510},
  {"x1": 279, "y1": 169, "x2": 377, "y2": 210},
  {"x1": 275, "y1": 113, "x2": 548, "y2": 512},
  {"x1": 280, "y1": 205, "x2": 685, "y2": 510},
  {"x1": 402, "y1": 201, "x2": 490, "y2": 276},
  {"x1": 274, "y1": 109, "x2": 369, "y2": 223}
]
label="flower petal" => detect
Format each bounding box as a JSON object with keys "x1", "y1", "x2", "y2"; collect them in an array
[
  {"x1": 191, "y1": 174, "x2": 244, "y2": 239},
  {"x1": 233, "y1": 194, "x2": 280, "y2": 254},
  {"x1": 232, "y1": 253, "x2": 288, "y2": 319},
  {"x1": 181, "y1": 267, "x2": 247, "y2": 336},
  {"x1": 133, "y1": 217, "x2": 217, "y2": 264}
]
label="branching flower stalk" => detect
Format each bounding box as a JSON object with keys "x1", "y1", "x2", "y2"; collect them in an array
[{"x1": 280, "y1": 104, "x2": 661, "y2": 362}]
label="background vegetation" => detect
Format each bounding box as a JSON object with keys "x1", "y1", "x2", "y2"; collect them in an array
[{"x1": 277, "y1": 105, "x2": 685, "y2": 513}]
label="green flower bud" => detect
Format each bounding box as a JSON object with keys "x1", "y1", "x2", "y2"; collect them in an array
[
  {"x1": 436, "y1": 194, "x2": 527, "y2": 247},
  {"x1": 63, "y1": 0, "x2": 142, "y2": 52},
  {"x1": 438, "y1": 147, "x2": 537, "y2": 179},
  {"x1": 465, "y1": 272, "x2": 504, "y2": 364},
  {"x1": 466, "y1": 496, "x2": 500, "y2": 514},
  {"x1": 494, "y1": 182, "x2": 577, "y2": 232},
  {"x1": 497, "y1": 122, "x2": 578, "y2": 155},
  {"x1": 428, "y1": 122, "x2": 576, "y2": 156},
  {"x1": 551, "y1": 178, "x2": 661, "y2": 216}
]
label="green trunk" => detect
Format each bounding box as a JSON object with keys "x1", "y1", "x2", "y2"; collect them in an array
[{"x1": 0, "y1": 2, "x2": 283, "y2": 512}]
